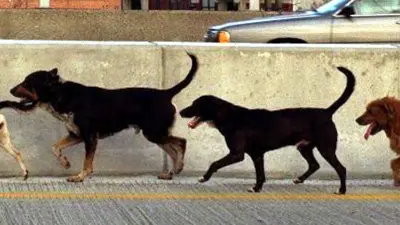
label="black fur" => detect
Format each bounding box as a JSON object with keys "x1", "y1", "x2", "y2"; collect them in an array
[{"x1": 180, "y1": 66, "x2": 355, "y2": 194}]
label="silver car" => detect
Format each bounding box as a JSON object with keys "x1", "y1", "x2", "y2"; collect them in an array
[{"x1": 204, "y1": 0, "x2": 400, "y2": 43}]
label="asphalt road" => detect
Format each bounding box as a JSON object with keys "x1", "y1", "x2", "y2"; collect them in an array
[{"x1": 0, "y1": 176, "x2": 400, "y2": 225}]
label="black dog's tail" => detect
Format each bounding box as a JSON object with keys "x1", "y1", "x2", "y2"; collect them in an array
[
  {"x1": 165, "y1": 52, "x2": 198, "y2": 97},
  {"x1": 326, "y1": 66, "x2": 356, "y2": 114}
]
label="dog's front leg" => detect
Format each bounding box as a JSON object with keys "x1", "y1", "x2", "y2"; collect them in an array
[
  {"x1": 67, "y1": 134, "x2": 97, "y2": 182},
  {"x1": 199, "y1": 153, "x2": 245, "y2": 183},
  {"x1": 52, "y1": 134, "x2": 82, "y2": 169},
  {"x1": 248, "y1": 154, "x2": 266, "y2": 193},
  {"x1": 390, "y1": 157, "x2": 400, "y2": 186},
  {"x1": 1, "y1": 143, "x2": 28, "y2": 180}
]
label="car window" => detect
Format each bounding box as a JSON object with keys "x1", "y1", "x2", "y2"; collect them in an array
[
  {"x1": 353, "y1": 0, "x2": 400, "y2": 15},
  {"x1": 316, "y1": 0, "x2": 351, "y2": 14}
]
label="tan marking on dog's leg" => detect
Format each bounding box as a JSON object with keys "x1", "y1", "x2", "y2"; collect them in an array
[
  {"x1": 52, "y1": 135, "x2": 82, "y2": 169},
  {"x1": 68, "y1": 152, "x2": 96, "y2": 182},
  {"x1": 157, "y1": 143, "x2": 177, "y2": 180},
  {"x1": 167, "y1": 136, "x2": 187, "y2": 174},
  {"x1": 1, "y1": 143, "x2": 28, "y2": 180},
  {"x1": 391, "y1": 157, "x2": 400, "y2": 186},
  {"x1": 67, "y1": 139, "x2": 97, "y2": 183}
]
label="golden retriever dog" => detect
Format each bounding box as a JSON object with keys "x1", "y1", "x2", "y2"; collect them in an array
[
  {"x1": 0, "y1": 114, "x2": 28, "y2": 180},
  {"x1": 356, "y1": 96, "x2": 400, "y2": 186}
]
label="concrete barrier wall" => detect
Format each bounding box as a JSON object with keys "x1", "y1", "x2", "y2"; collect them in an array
[
  {"x1": 0, "y1": 10, "x2": 277, "y2": 42},
  {"x1": 0, "y1": 40, "x2": 399, "y2": 179}
]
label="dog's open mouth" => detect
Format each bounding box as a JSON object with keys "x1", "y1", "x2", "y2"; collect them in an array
[
  {"x1": 364, "y1": 122, "x2": 381, "y2": 140},
  {"x1": 11, "y1": 86, "x2": 38, "y2": 104},
  {"x1": 188, "y1": 117, "x2": 203, "y2": 129},
  {"x1": 19, "y1": 97, "x2": 36, "y2": 106}
]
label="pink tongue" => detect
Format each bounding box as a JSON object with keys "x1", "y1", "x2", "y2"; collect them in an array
[
  {"x1": 188, "y1": 121, "x2": 196, "y2": 129},
  {"x1": 188, "y1": 117, "x2": 199, "y2": 129},
  {"x1": 364, "y1": 123, "x2": 375, "y2": 140}
]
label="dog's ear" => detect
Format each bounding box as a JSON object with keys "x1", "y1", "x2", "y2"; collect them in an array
[
  {"x1": 382, "y1": 101, "x2": 395, "y2": 120},
  {"x1": 49, "y1": 68, "x2": 58, "y2": 77}
]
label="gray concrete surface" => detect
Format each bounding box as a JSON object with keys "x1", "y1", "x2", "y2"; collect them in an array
[
  {"x1": 0, "y1": 177, "x2": 400, "y2": 225},
  {"x1": 0, "y1": 40, "x2": 400, "y2": 179}
]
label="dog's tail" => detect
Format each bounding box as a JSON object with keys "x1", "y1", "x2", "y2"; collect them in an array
[
  {"x1": 326, "y1": 66, "x2": 356, "y2": 114},
  {"x1": 165, "y1": 52, "x2": 198, "y2": 97}
]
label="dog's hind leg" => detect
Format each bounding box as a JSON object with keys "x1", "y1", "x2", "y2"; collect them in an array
[
  {"x1": 52, "y1": 133, "x2": 82, "y2": 169},
  {"x1": 66, "y1": 134, "x2": 97, "y2": 183},
  {"x1": 318, "y1": 148, "x2": 347, "y2": 195},
  {"x1": 1, "y1": 143, "x2": 28, "y2": 180},
  {"x1": 315, "y1": 123, "x2": 346, "y2": 195},
  {"x1": 156, "y1": 136, "x2": 186, "y2": 180},
  {"x1": 166, "y1": 136, "x2": 186, "y2": 174},
  {"x1": 157, "y1": 143, "x2": 177, "y2": 180},
  {"x1": 293, "y1": 144, "x2": 319, "y2": 184},
  {"x1": 143, "y1": 128, "x2": 187, "y2": 180}
]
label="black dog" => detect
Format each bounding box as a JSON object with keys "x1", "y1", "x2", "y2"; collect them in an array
[
  {"x1": 180, "y1": 67, "x2": 355, "y2": 194},
  {"x1": 0, "y1": 52, "x2": 198, "y2": 182}
]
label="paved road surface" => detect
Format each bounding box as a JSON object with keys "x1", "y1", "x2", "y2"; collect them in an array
[{"x1": 0, "y1": 176, "x2": 400, "y2": 225}]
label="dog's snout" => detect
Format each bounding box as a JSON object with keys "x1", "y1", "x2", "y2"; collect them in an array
[
  {"x1": 179, "y1": 107, "x2": 194, "y2": 118},
  {"x1": 10, "y1": 85, "x2": 18, "y2": 96},
  {"x1": 10, "y1": 85, "x2": 24, "y2": 97},
  {"x1": 355, "y1": 116, "x2": 367, "y2": 125},
  {"x1": 9, "y1": 84, "x2": 38, "y2": 101}
]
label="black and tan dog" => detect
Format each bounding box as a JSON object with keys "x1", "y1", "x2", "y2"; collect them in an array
[
  {"x1": 0, "y1": 52, "x2": 198, "y2": 182},
  {"x1": 180, "y1": 67, "x2": 355, "y2": 194}
]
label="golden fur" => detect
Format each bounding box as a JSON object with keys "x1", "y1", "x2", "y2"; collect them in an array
[
  {"x1": 356, "y1": 97, "x2": 400, "y2": 186},
  {"x1": 0, "y1": 114, "x2": 28, "y2": 180}
]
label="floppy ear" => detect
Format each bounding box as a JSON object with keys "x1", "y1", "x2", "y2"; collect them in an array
[
  {"x1": 383, "y1": 102, "x2": 395, "y2": 119},
  {"x1": 49, "y1": 68, "x2": 58, "y2": 77}
]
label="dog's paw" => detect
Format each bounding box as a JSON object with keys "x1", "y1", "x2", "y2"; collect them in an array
[
  {"x1": 247, "y1": 187, "x2": 261, "y2": 193},
  {"x1": 60, "y1": 156, "x2": 71, "y2": 169},
  {"x1": 334, "y1": 189, "x2": 346, "y2": 195},
  {"x1": 174, "y1": 162, "x2": 184, "y2": 175},
  {"x1": 198, "y1": 177, "x2": 209, "y2": 183},
  {"x1": 393, "y1": 181, "x2": 400, "y2": 187},
  {"x1": 157, "y1": 172, "x2": 173, "y2": 180},
  {"x1": 67, "y1": 175, "x2": 84, "y2": 183},
  {"x1": 23, "y1": 170, "x2": 28, "y2": 181},
  {"x1": 293, "y1": 178, "x2": 304, "y2": 184}
]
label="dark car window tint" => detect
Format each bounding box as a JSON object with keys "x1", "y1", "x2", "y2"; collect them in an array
[{"x1": 317, "y1": 0, "x2": 350, "y2": 13}]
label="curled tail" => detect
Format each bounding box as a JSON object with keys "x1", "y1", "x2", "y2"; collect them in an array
[
  {"x1": 326, "y1": 66, "x2": 356, "y2": 114},
  {"x1": 166, "y1": 52, "x2": 198, "y2": 97}
]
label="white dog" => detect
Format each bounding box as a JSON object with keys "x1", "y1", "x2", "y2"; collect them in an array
[{"x1": 0, "y1": 114, "x2": 28, "y2": 180}]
